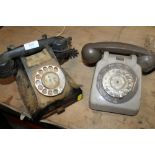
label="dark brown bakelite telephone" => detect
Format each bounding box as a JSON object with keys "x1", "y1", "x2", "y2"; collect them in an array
[{"x1": 0, "y1": 35, "x2": 82, "y2": 120}]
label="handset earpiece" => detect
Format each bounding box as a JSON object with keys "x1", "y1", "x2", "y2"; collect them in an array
[
  {"x1": 0, "y1": 59, "x2": 17, "y2": 78},
  {"x1": 137, "y1": 55, "x2": 155, "y2": 74},
  {"x1": 0, "y1": 46, "x2": 17, "y2": 78},
  {"x1": 82, "y1": 42, "x2": 155, "y2": 74},
  {"x1": 82, "y1": 43, "x2": 102, "y2": 66}
]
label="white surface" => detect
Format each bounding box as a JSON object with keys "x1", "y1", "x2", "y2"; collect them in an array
[{"x1": 24, "y1": 40, "x2": 39, "y2": 50}]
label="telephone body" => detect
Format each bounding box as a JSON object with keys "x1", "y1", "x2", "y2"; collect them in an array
[
  {"x1": 82, "y1": 42, "x2": 155, "y2": 115},
  {"x1": 0, "y1": 35, "x2": 82, "y2": 120}
]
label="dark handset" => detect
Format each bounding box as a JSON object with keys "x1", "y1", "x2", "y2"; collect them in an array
[{"x1": 0, "y1": 35, "x2": 78, "y2": 78}]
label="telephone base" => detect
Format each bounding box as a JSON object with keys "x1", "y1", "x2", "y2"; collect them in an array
[
  {"x1": 90, "y1": 52, "x2": 141, "y2": 116},
  {"x1": 16, "y1": 65, "x2": 82, "y2": 121}
]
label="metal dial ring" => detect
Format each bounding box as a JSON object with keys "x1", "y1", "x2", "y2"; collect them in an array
[
  {"x1": 34, "y1": 65, "x2": 65, "y2": 96},
  {"x1": 97, "y1": 63, "x2": 138, "y2": 104}
]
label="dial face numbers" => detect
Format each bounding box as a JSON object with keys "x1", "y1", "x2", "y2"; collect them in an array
[
  {"x1": 42, "y1": 72, "x2": 60, "y2": 89},
  {"x1": 34, "y1": 65, "x2": 65, "y2": 96},
  {"x1": 102, "y1": 68, "x2": 135, "y2": 98},
  {"x1": 97, "y1": 63, "x2": 138, "y2": 104}
]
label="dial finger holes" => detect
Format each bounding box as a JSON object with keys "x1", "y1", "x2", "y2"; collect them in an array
[
  {"x1": 54, "y1": 67, "x2": 58, "y2": 72},
  {"x1": 36, "y1": 80, "x2": 41, "y2": 85},
  {"x1": 48, "y1": 90, "x2": 53, "y2": 96},
  {"x1": 36, "y1": 74, "x2": 41, "y2": 79},
  {"x1": 38, "y1": 69, "x2": 43, "y2": 75},
  {"x1": 43, "y1": 66, "x2": 48, "y2": 71},
  {"x1": 38, "y1": 85, "x2": 43, "y2": 90},
  {"x1": 35, "y1": 65, "x2": 65, "y2": 96},
  {"x1": 42, "y1": 88, "x2": 47, "y2": 94},
  {"x1": 48, "y1": 65, "x2": 53, "y2": 70},
  {"x1": 53, "y1": 89, "x2": 58, "y2": 95}
]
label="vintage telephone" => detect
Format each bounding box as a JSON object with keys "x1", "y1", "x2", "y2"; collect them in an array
[
  {"x1": 82, "y1": 42, "x2": 155, "y2": 115},
  {"x1": 0, "y1": 35, "x2": 82, "y2": 120}
]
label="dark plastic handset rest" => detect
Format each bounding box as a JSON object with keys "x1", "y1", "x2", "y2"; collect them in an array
[{"x1": 82, "y1": 42, "x2": 155, "y2": 74}]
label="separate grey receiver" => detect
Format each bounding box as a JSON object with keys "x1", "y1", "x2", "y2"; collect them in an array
[
  {"x1": 82, "y1": 42, "x2": 155, "y2": 74},
  {"x1": 82, "y1": 42, "x2": 155, "y2": 115}
]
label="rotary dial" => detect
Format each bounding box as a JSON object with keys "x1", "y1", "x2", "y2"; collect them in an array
[
  {"x1": 34, "y1": 65, "x2": 65, "y2": 96},
  {"x1": 97, "y1": 63, "x2": 138, "y2": 104},
  {"x1": 102, "y1": 68, "x2": 135, "y2": 98},
  {"x1": 42, "y1": 72, "x2": 60, "y2": 89}
]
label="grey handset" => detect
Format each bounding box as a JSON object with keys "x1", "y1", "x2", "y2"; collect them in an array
[{"x1": 82, "y1": 42, "x2": 155, "y2": 115}]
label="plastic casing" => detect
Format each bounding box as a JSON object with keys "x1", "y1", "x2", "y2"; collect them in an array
[{"x1": 90, "y1": 52, "x2": 142, "y2": 115}]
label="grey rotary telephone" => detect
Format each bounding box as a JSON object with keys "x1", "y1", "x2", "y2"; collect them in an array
[{"x1": 82, "y1": 42, "x2": 155, "y2": 115}]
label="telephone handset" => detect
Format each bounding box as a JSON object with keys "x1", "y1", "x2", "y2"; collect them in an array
[
  {"x1": 0, "y1": 35, "x2": 82, "y2": 120},
  {"x1": 82, "y1": 42, "x2": 155, "y2": 74},
  {"x1": 82, "y1": 42, "x2": 155, "y2": 115},
  {"x1": 0, "y1": 35, "x2": 78, "y2": 78}
]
